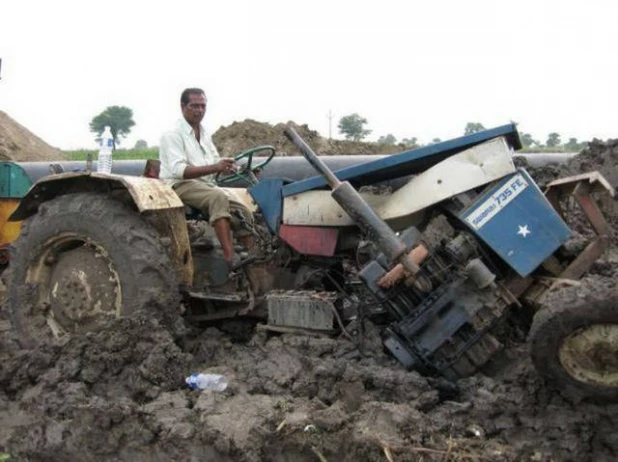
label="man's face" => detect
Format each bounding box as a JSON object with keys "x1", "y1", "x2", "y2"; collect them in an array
[{"x1": 182, "y1": 93, "x2": 207, "y2": 126}]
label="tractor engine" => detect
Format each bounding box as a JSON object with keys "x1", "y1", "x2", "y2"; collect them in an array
[{"x1": 359, "y1": 221, "x2": 520, "y2": 381}]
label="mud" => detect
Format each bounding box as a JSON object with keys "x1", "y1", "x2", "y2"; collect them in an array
[
  {"x1": 1, "y1": 136, "x2": 618, "y2": 461},
  {"x1": 2, "y1": 297, "x2": 618, "y2": 462}
]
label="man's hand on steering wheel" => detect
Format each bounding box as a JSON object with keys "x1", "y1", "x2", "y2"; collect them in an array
[
  {"x1": 216, "y1": 158, "x2": 238, "y2": 175},
  {"x1": 215, "y1": 145, "x2": 276, "y2": 186}
]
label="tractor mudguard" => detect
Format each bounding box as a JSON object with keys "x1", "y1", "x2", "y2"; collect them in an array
[
  {"x1": 10, "y1": 172, "x2": 193, "y2": 286},
  {"x1": 10, "y1": 171, "x2": 183, "y2": 221}
]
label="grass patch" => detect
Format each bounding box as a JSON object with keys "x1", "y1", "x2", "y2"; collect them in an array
[{"x1": 63, "y1": 148, "x2": 159, "y2": 161}]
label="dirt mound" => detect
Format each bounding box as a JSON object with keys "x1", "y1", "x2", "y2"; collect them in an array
[
  {"x1": 0, "y1": 111, "x2": 65, "y2": 161},
  {"x1": 212, "y1": 119, "x2": 404, "y2": 157},
  {"x1": 516, "y1": 138, "x2": 618, "y2": 189},
  {"x1": 516, "y1": 138, "x2": 618, "y2": 236}
]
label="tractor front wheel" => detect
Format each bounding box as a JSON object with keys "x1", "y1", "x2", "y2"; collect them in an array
[{"x1": 529, "y1": 296, "x2": 618, "y2": 401}]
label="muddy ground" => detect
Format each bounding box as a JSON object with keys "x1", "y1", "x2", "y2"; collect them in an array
[{"x1": 1, "y1": 137, "x2": 618, "y2": 461}]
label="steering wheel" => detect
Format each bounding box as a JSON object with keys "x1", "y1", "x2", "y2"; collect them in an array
[{"x1": 215, "y1": 145, "x2": 276, "y2": 186}]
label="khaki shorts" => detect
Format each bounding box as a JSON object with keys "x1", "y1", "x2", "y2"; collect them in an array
[{"x1": 172, "y1": 180, "x2": 253, "y2": 237}]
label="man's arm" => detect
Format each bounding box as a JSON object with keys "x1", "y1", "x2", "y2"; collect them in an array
[
  {"x1": 160, "y1": 132, "x2": 237, "y2": 180},
  {"x1": 183, "y1": 159, "x2": 236, "y2": 179}
]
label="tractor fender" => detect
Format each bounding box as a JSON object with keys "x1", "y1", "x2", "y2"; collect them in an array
[
  {"x1": 10, "y1": 171, "x2": 183, "y2": 220},
  {"x1": 9, "y1": 172, "x2": 193, "y2": 286}
]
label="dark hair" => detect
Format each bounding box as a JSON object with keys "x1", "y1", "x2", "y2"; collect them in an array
[{"x1": 180, "y1": 88, "x2": 205, "y2": 106}]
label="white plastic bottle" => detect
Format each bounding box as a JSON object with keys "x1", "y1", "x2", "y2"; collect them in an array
[
  {"x1": 97, "y1": 126, "x2": 113, "y2": 174},
  {"x1": 185, "y1": 373, "x2": 228, "y2": 391}
]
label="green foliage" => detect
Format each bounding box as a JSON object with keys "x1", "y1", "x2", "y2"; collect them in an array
[
  {"x1": 0, "y1": 453, "x2": 11, "y2": 462},
  {"x1": 377, "y1": 134, "x2": 397, "y2": 145},
  {"x1": 563, "y1": 137, "x2": 587, "y2": 152},
  {"x1": 338, "y1": 113, "x2": 371, "y2": 141},
  {"x1": 134, "y1": 139, "x2": 148, "y2": 149},
  {"x1": 464, "y1": 122, "x2": 485, "y2": 135},
  {"x1": 431, "y1": 138, "x2": 442, "y2": 144},
  {"x1": 401, "y1": 137, "x2": 419, "y2": 149},
  {"x1": 519, "y1": 133, "x2": 538, "y2": 148},
  {"x1": 89, "y1": 106, "x2": 136, "y2": 149},
  {"x1": 64, "y1": 147, "x2": 158, "y2": 161},
  {"x1": 546, "y1": 132, "x2": 561, "y2": 148}
]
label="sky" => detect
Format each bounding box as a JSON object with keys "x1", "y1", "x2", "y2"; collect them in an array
[{"x1": 1, "y1": 0, "x2": 618, "y2": 150}]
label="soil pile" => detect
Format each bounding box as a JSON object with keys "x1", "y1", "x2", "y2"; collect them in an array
[
  {"x1": 0, "y1": 111, "x2": 65, "y2": 161},
  {"x1": 517, "y1": 138, "x2": 618, "y2": 189},
  {"x1": 1, "y1": 133, "x2": 618, "y2": 461},
  {"x1": 517, "y1": 138, "x2": 618, "y2": 233},
  {"x1": 212, "y1": 119, "x2": 405, "y2": 157}
]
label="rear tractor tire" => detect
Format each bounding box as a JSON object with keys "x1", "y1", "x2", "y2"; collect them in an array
[
  {"x1": 8, "y1": 192, "x2": 180, "y2": 347},
  {"x1": 529, "y1": 296, "x2": 618, "y2": 401}
]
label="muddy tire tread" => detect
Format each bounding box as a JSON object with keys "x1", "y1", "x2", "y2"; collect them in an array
[
  {"x1": 529, "y1": 294, "x2": 618, "y2": 401},
  {"x1": 8, "y1": 192, "x2": 180, "y2": 346}
]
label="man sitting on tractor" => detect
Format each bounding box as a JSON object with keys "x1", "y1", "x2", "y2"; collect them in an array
[{"x1": 159, "y1": 87, "x2": 255, "y2": 269}]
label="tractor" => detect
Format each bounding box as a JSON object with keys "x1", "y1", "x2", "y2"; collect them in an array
[{"x1": 3, "y1": 123, "x2": 616, "y2": 401}]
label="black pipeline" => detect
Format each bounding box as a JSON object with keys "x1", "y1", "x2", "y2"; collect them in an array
[{"x1": 283, "y1": 126, "x2": 420, "y2": 276}]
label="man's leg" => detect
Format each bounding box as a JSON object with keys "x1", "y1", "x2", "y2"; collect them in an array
[
  {"x1": 212, "y1": 217, "x2": 234, "y2": 266},
  {"x1": 229, "y1": 200, "x2": 256, "y2": 251},
  {"x1": 172, "y1": 181, "x2": 237, "y2": 267}
]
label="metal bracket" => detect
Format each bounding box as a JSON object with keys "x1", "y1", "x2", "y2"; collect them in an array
[{"x1": 544, "y1": 171, "x2": 615, "y2": 284}]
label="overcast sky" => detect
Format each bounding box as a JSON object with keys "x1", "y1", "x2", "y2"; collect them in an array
[{"x1": 1, "y1": 0, "x2": 617, "y2": 150}]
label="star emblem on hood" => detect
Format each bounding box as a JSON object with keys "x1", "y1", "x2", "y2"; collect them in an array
[{"x1": 517, "y1": 225, "x2": 531, "y2": 238}]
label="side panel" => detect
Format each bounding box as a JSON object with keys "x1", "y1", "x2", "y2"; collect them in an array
[
  {"x1": 0, "y1": 163, "x2": 33, "y2": 258},
  {"x1": 458, "y1": 169, "x2": 572, "y2": 276},
  {"x1": 248, "y1": 178, "x2": 285, "y2": 233},
  {"x1": 0, "y1": 199, "x2": 21, "y2": 251},
  {"x1": 282, "y1": 123, "x2": 521, "y2": 196},
  {"x1": 278, "y1": 225, "x2": 338, "y2": 256},
  {"x1": 0, "y1": 162, "x2": 33, "y2": 198},
  {"x1": 282, "y1": 138, "x2": 516, "y2": 229}
]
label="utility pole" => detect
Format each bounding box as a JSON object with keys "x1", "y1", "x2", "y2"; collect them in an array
[{"x1": 327, "y1": 109, "x2": 334, "y2": 140}]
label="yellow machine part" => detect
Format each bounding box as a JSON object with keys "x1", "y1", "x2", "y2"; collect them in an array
[{"x1": 0, "y1": 199, "x2": 22, "y2": 248}]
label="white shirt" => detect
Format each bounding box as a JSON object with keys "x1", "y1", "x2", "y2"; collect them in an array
[{"x1": 159, "y1": 118, "x2": 221, "y2": 187}]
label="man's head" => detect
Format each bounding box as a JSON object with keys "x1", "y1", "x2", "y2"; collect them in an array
[{"x1": 180, "y1": 88, "x2": 206, "y2": 127}]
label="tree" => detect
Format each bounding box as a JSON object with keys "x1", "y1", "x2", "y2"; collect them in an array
[
  {"x1": 90, "y1": 106, "x2": 136, "y2": 149},
  {"x1": 377, "y1": 134, "x2": 397, "y2": 145},
  {"x1": 401, "y1": 137, "x2": 419, "y2": 149},
  {"x1": 546, "y1": 132, "x2": 561, "y2": 148},
  {"x1": 431, "y1": 138, "x2": 442, "y2": 144},
  {"x1": 464, "y1": 122, "x2": 486, "y2": 135},
  {"x1": 134, "y1": 139, "x2": 148, "y2": 149},
  {"x1": 520, "y1": 133, "x2": 538, "y2": 148},
  {"x1": 564, "y1": 137, "x2": 587, "y2": 152},
  {"x1": 338, "y1": 113, "x2": 371, "y2": 141}
]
